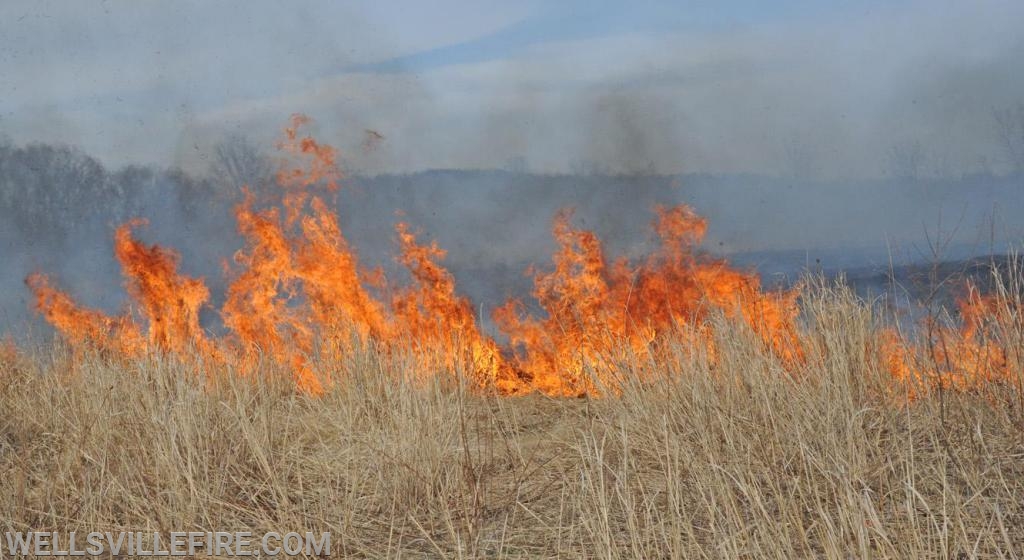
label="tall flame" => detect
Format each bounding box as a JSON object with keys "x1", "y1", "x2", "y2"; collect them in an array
[
  {"x1": 114, "y1": 219, "x2": 216, "y2": 356},
  {"x1": 494, "y1": 205, "x2": 803, "y2": 395},
  {"x1": 391, "y1": 222, "x2": 520, "y2": 392}
]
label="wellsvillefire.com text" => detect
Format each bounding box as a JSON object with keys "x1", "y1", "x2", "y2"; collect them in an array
[{"x1": 3, "y1": 531, "x2": 330, "y2": 557}]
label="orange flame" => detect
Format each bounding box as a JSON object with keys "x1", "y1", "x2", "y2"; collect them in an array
[
  {"x1": 494, "y1": 205, "x2": 803, "y2": 395},
  {"x1": 114, "y1": 220, "x2": 216, "y2": 356},
  {"x1": 26, "y1": 219, "x2": 215, "y2": 360},
  {"x1": 26, "y1": 273, "x2": 144, "y2": 356},
  {"x1": 881, "y1": 284, "x2": 1020, "y2": 395},
  {"x1": 391, "y1": 222, "x2": 520, "y2": 392}
]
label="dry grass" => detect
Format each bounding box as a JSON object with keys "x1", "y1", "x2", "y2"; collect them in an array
[{"x1": 1, "y1": 283, "x2": 1023, "y2": 559}]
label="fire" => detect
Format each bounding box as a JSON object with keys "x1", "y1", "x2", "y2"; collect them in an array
[
  {"x1": 222, "y1": 190, "x2": 318, "y2": 392},
  {"x1": 26, "y1": 272, "x2": 145, "y2": 357},
  {"x1": 24, "y1": 218, "x2": 218, "y2": 367},
  {"x1": 882, "y1": 284, "x2": 1022, "y2": 395},
  {"x1": 114, "y1": 220, "x2": 217, "y2": 357},
  {"x1": 389, "y1": 222, "x2": 521, "y2": 392},
  {"x1": 494, "y1": 205, "x2": 804, "y2": 395},
  {"x1": 23, "y1": 115, "x2": 1019, "y2": 398}
]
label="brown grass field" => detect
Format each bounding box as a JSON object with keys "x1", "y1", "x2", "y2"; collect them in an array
[{"x1": 1, "y1": 281, "x2": 1023, "y2": 559}]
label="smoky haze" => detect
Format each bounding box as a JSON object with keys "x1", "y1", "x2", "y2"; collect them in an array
[
  {"x1": 2, "y1": 1, "x2": 1023, "y2": 176},
  {"x1": 1, "y1": 1, "x2": 1023, "y2": 336}
]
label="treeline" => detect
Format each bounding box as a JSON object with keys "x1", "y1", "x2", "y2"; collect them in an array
[
  {"x1": 1, "y1": 137, "x2": 1022, "y2": 336},
  {"x1": 2, "y1": 138, "x2": 1023, "y2": 272},
  {"x1": 0, "y1": 141, "x2": 225, "y2": 247}
]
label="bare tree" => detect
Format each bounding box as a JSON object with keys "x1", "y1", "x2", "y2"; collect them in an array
[
  {"x1": 210, "y1": 134, "x2": 273, "y2": 191},
  {"x1": 993, "y1": 103, "x2": 1024, "y2": 174},
  {"x1": 0, "y1": 142, "x2": 131, "y2": 248},
  {"x1": 886, "y1": 140, "x2": 927, "y2": 181}
]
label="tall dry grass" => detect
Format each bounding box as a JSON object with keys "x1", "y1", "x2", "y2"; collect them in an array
[{"x1": 1, "y1": 281, "x2": 1022, "y2": 558}]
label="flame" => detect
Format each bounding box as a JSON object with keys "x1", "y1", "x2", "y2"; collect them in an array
[
  {"x1": 27, "y1": 272, "x2": 145, "y2": 357},
  {"x1": 882, "y1": 284, "x2": 1021, "y2": 395},
  {"x1": 25, "y1": 218, "x2": 217, "y2": 368},
  {"x1": 222, "y1": 190, "x2": 318, "y2": 391},
  {"x1": 114, "y1": 220, "x2": 217, "y2": 356},
  {"x1": 23, "y1": 115, "x2": 1019, "y2": 398},
  {"x1": 494, "y1": 205, "x2": 803, "y2": 395},
  {"x1": 390, "y1": 222, "x2": 522, "y2": 392}
]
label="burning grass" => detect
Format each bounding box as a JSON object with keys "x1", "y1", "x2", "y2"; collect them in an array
[
  {"x1": 1, "y1": 284, "x2": 1023, "y2": 558},
  {"x1": 22, "y1": 116, "x2": 1023, "y2": 401},
  {"x1": 24, "y1": 115, "x2": 809, "y2": 398},
  {"x1": 5, "y1": 116, "x2": 1024, "y2": 557}
]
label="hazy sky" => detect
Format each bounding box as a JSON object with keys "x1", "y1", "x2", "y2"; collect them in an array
[{"x1": 1, "y1": 0, "x2": 1022, "y2": 176}]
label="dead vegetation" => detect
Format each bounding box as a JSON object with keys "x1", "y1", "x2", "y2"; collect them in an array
[{"x1": 1, "y1": 282, "x2": 1023, "y2": 559}]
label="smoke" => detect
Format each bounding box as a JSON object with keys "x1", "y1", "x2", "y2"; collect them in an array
[
  {"x1": 5, "y1": 1, "x2": 1023, "y2": 177},
  {"x1": 2, "y1": 1, "x2": 1024, "y2": 337}
]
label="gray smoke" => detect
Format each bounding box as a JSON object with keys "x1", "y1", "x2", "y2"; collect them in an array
[{"x1": 2, "y1": 1, "x2": 1024, "y2": 337}]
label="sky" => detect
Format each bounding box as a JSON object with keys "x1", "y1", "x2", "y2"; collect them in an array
[{"x1": 1, "y1": 0, "x2": 1023, "y2": 177}]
